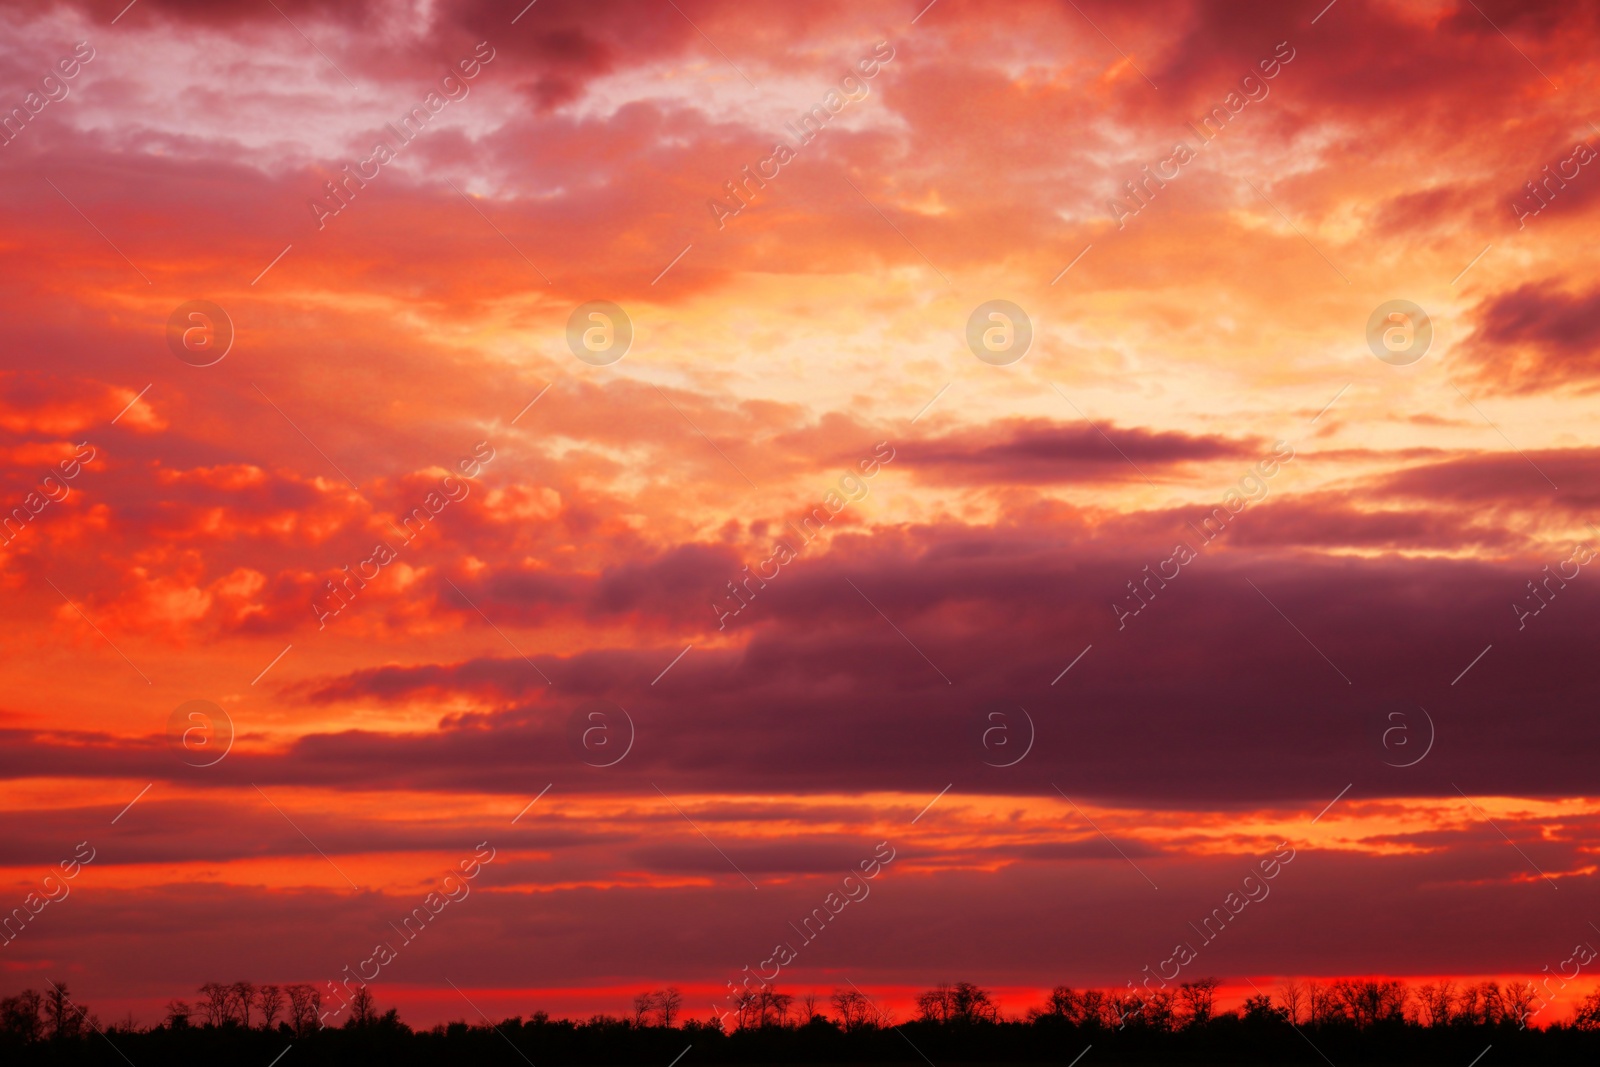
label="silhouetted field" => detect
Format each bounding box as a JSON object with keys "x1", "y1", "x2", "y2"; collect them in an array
[{"x1": 0, "y1": 1015, "x2": 1595, "y2": 1066}]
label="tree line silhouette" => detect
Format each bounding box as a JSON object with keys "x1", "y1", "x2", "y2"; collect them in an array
[{"x1": 6, "y1": 975, "x2": 1600, "y2": 1064}]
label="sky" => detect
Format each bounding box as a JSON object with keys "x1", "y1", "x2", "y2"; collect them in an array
[{"x1": 1, "y1": 0, "x2": 1599, "y2": 1029}]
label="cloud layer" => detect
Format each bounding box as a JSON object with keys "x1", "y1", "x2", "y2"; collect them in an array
[{"x1": 0, "y1": 0, "x2": 1596, "y2": 1027}]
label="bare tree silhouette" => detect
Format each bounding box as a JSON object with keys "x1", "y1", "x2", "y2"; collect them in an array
[
  {"x1": 1, "y1": 989, "x2": 43, "y2": 1042},
  {"x1": 917, "y1": 982, "x2": 999, "y2": 1024},
  {"x1": 1178, "y1": 978, "x2": 1219, "y2": 1027},
  {"x1": 285, "y1": 984, "x2": 321, "y2": 1036},
  {"x1": 349, "y1": 987, "x2": 376, "y2": 1027},
  {"x1": 655, "y1": 987, "x2": 682, "y2": 1027},
  {"x1": 257, "y1": 984, "x2": 284, "y2": 1030},
  {"x1": 42, "y1": 982, "x2": 84, "y2": 1041},
  {"x1": 198, "y1": 983, "x2": 229, "y2": 1027},
  {"x1": 829, "y1": 989, "x2": 875, "y2": 1032}
]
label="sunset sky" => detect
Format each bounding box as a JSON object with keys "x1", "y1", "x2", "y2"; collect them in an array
[{"x1": 3, "y1": 0, "x2": 1600, "y2": 1028}]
